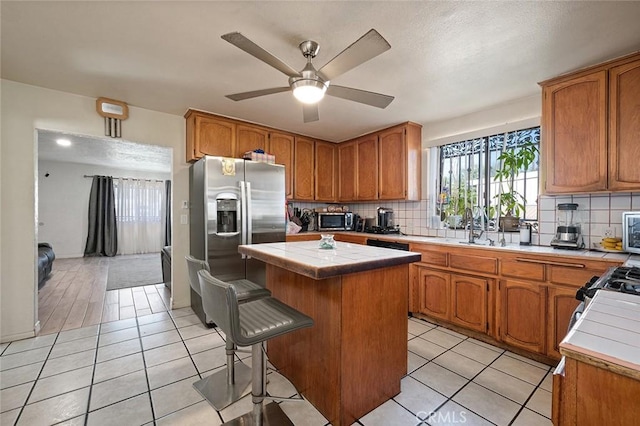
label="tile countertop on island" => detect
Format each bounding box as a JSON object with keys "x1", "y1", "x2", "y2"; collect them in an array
[
  {"x1": 559, "y1": 290, "x2": 640, "y2": 380},
  {"x1": 288, "y1": 231, "x2": 640, "y2": 263},
  {"x1": 238, "y1": 241, "x2": 421, "y2": 279}
]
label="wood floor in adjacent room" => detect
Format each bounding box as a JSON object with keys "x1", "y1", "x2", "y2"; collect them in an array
[{"x1": 38, "y1": 257, "x2": 171, "y2": 335}]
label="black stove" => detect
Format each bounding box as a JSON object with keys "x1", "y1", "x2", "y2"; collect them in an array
[
  {"x1": 601, "y1": 266, "x2": 640, "y2": 295},
  {"x1": 577, "y1": 266, "x2": 640, "y2": 302},
  {"x1": 364, "y1": 226, "x2": 401, "y2": 235},
  {"x1": 570, "y1": 266, "x2": 640, "y2": 331}
]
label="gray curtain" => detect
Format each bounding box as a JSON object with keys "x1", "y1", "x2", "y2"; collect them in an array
[
  {"x1": 164, "y1": 180, "x2": 172, "y2": 247},
  {"x1": 84, "y1": 176, "x2": 118, "y2": 257}
]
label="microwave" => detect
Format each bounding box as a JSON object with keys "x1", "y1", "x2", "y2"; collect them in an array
[
  {"x1": 316, "y1": 212, "x2": 354, "y2": 231},
  {"x1": 623, "y1": 212, "x2": 640, "y2": 254}
]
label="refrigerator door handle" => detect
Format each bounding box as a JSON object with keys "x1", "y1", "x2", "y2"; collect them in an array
[
  {"x1": 246, "y1": 181, "x2": 253, "y2": 246},
  {"x1": 240, "y1": 180, "x2": 248, "y2": 259}
]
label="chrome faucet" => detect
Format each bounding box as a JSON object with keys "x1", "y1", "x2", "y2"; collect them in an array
[{"x1": 465, "y1": 208, "x2": 475, "y2": 243}]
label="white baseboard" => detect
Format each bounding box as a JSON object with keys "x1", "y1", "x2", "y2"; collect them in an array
[{"x1": 1, "y1": 328, "x2": 36, "y2": 344}]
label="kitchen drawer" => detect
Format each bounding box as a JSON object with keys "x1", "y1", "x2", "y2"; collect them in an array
[
  {"x1": 501, "y1": 258, "x2": 545, "y2": 281},
  {"x1": 548, "y1": 266, "x2": 605, "y2": 287},
  {"x1": 410, "y1": 245, "x2": 448, "y2": 267},
  {"x1": 449, "y1": 253, "x2": 497, "y2": 275},
  {"x1": 334, "y1": 234, "x2": 367, "y2": 245}
]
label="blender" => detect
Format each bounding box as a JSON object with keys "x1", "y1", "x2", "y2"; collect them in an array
[{"x1": 550, "y1": 203, "x2": 584, "y2": 249}]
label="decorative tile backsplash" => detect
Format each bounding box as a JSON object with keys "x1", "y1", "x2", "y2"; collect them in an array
[{"x1": 290, "y1": 192, "x2": 640, "y2": 247}]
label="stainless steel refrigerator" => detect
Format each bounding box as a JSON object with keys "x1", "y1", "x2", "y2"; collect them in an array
[{"x1": 189, "y1": 156, "x2": 285, "y2": 324}]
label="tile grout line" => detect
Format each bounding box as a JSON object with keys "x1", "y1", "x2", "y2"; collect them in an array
[
  {"x1": 507, "y1": 367, "x2": 553, "y2": 424},
  {"x1": 406, "y1": 322, "x2": 552, "y2": 425},
  {"x1": 11, "y1": 331, "x2": 61, "y2": 425},
  {"x1": 407, "y1": 333, "x2": 505, "y2": 425},
  {"x1": 166, "y1": 307, "x2": 228, "y2": 424},
  {"x1": 407, "y1": 325, "x2": 487, "y2": 417},
  {"x1": 135, "y1": 315, "x2": 157, "y2": 425},
  {"x1": 434, "y1": 333, "x2": 550, "y2": 425},
  {"x1": 81, "y1": 325, "x2": 101, "y2": 426}
]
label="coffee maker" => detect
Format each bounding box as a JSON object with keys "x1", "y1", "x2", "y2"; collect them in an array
[
  {"x1": 364, "y1": 207, "x2": 398, "y2": 234},
  {"x1": 550, "y1": 203, "x2": 584, "y2": 249},
  {"x1": 377, "y1": 207, "x2": 394, "y2": 229}
]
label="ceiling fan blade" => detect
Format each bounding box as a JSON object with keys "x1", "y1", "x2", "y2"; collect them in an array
[
  {"x1": 222, "y1": 32, "x2": 301, "y2": 78},
  {"x1": 226, "y1": 87, "x2": 290, "y2": 101},
  {"x1": 303, "y1": 103, "x2": 319, "y2": 123},
  {"x1": 326, "y1": 85, "x2": 394, "y2": 109},
  {"x1": 317, "y1": 29, "x2": 391, "y2": 81}
]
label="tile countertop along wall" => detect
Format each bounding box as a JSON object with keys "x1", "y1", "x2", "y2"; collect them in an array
[
  {"x1": 292, "y1": 192, "x2": 640, "y2": 248},
  {"x1": 560, "y1": 290, "x2": 640, "y2": 380}
]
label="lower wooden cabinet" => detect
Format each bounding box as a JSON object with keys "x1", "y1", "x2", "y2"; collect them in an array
[
  {"x1": 553, "y1": 357, "x2": 640, "y2": 425},
  {"x1": 408, "y1": 248, "x2": 622, "y2": 362},
  {"x1": 450, "y1": 274, "x2": 491, "y2": 333},
  {"x1": 415, "y1": 268, "x2": 493, "y2": 334},
  {"x1": 547, "y1": 285, "x2": 581, "y2": 359},
  {"x1": 498, "y1": 279, "x2": 547, "y2": 354},
  {"x1": 418, "y1": 268, "x2": 450, "y2": 321}
]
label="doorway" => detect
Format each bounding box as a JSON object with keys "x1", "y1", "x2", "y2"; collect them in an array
[{"x1": 36, "y1": 129, "x2": 173, "y2": 334}]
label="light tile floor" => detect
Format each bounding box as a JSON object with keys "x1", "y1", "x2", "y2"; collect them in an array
[{"x1": 0, "y1": 314, "x2": 553, "y2": 425}]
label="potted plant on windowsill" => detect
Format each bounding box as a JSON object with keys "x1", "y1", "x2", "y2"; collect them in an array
[
  {"x1": 493, "y1": 142, "x2": 538, "y2": 232},
  {"x1": 443, "y1": 188, "x2": 477, "y2": 229}
]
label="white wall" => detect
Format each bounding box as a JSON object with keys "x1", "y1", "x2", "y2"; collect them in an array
[
  {"x1": 1, "y1": 80, "x2": 189, "y2": 343},
  {"x1": 38, "y1": 160, "x2": 170, "y2": 258},
  {"x1": 423, "y1": 94, "x2": 541, "y2": 146}
]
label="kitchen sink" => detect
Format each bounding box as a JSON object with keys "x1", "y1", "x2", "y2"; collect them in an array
[{"x1": 458, "y1": 240, "x2": 492, "y2": 246}]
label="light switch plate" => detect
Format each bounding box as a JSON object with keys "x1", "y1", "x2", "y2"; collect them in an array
[{"x1": 180, "y1": 214, "x2": 188, "y2": 225}]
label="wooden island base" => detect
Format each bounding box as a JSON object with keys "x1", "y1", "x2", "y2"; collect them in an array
[{"x1": 265, "y1": 263, "x2": 408, "y2": 426}]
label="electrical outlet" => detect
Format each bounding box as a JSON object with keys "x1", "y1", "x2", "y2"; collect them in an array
[{"x1": 604, "y1": 227, "x2": 614, "y2": 237}]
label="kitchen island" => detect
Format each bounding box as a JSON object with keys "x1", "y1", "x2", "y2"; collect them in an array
[
  {"x1": 238, "y1": 240, "x2": 421, "y2": 426},
  {"x1": 554, "y1": 289, "x2": 640, "y2": 424}
]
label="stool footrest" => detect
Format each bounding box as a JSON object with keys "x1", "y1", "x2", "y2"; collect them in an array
[{"x1": 193, "y1": 361, "x2": 251, "y2": 410}]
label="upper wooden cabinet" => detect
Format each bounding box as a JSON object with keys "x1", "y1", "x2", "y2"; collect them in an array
[
  {"x1": 337, "y1": 122, "x2": 422, "y2": 202},
  {"x1": 540, "y1": 52, "x2": 640, "y2": 193},
  {"x1": 236, "y1": 124, "x2": 268, "y2": 158},
  {"x1": 355, "y1": 134, "x2": 379, "y2": 201},
  {"x1": 315, "y1": 141, "x2": 337, "y2": 202},
  {"x1": 338, "y1": 141, "x2": 357, "y2": 201},
  {"x1": 268, "y1": 132, "x2": 295, "y2": 199},
  {"x1": 293, "y1": 137, "x2": 315, "y2": 201},
  {"x1": 378, "y1": 123, "x2": 422, "y2": 200},
  {"x1": 186, "y1": 110, "x2": 236, "y2": 161},
  {"x1": 608, "y1": 57, "x2": 640, "y2": 190},
  {"x1": 185, "y1": 109, "x2": 422, "y2": 201},
  {"x1": 542, "y1": 71, "x2": 608, "y2": 193}
]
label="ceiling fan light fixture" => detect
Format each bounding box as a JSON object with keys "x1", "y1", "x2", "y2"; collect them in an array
[{"x1": 292, "y1": 79, "x2": 327, "y2": 104}]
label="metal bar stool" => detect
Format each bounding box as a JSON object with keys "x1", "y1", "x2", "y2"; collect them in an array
[
  {"x1": 198, "y1": 269, "x2": 314, "y2": 426},
  {"x1": 186, "y1": 256, "x2": 271, "y2": 410}
]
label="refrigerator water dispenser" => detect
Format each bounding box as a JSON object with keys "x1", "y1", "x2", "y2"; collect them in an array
[{"x1": 216, "y1": 199, "x2": 238, "y2": 234}]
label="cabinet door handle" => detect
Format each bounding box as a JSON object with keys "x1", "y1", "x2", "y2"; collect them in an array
[{"x1": 515, "y1": 258, "x2": 585, "y2": 269}]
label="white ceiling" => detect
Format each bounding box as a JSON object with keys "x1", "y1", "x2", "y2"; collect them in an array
[
  {"x1": 2, "y1": 1, "x2": 640, "y2": 142},
  {"x1": 38, "y1": 130, "x2": 172, "y2": 173}
]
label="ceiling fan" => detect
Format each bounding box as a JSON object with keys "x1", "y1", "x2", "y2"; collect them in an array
[{"x1": 221, "y1": 29, "x2": 394, "y2": 123}]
